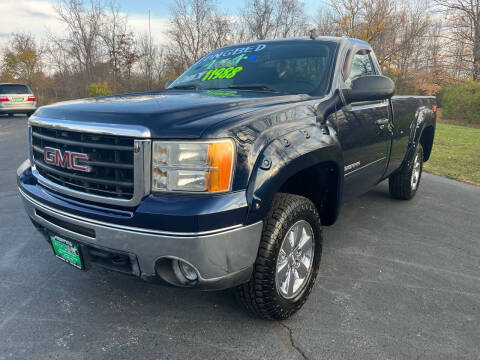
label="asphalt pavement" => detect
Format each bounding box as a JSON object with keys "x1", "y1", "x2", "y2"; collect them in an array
[{"x1": 1, "y1": 115, "x2": 479, "y2": 360}]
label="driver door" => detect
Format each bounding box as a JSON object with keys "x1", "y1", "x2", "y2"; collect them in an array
[{"x1": 336, "y1": 50, "x2": 392, "y2": 200}]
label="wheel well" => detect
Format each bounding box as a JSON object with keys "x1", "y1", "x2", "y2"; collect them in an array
[
  {"x1": 278, "y1": 161, "x2": 340, "y2": 226},
  {"x1": 420, "y1": 126, "x2": 435, "y2": 162}
]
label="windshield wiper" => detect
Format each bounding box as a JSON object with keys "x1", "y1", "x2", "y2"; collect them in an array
[
  {"x1": 167, "y1": 85, "x2": 201, "y2": 90},
  {"x1": 226, "y1": 84, "x2": 283, "y2": 93}
]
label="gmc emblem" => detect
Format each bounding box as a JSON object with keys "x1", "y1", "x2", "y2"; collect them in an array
[{"x1": 43, "y1": 147, "x2": 91, "y2": 173}]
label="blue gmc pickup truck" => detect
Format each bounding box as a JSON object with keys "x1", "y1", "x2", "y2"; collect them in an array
[{"x1": 17, "y1": 37, "x2": 436, "y2": 320}]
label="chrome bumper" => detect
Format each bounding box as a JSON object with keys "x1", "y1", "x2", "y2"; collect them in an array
[
  {"x1": 0, "y1": 103, "x2": 36, "y2": 111},
  {"x1": 19, "y1": 187, "x2": 263, "y2": 290}
]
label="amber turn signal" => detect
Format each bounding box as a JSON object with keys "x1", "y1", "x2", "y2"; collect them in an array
[{"x1": 207, "y1": 140, "x2": 235, "y2": 192}]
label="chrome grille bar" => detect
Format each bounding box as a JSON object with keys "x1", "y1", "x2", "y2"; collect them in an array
[
  {"x1": 31, "y1": 132, "x2": 133, "y2": 151},
  {"x1": 32, "y1": 145, "x2": 134, "y2": 169},
  {"x1": 34, "y1": 161, "x2": 135, "y2": 187},
  {"x1": 29, "y1": 117, "x2": 151, "y2": 137}
]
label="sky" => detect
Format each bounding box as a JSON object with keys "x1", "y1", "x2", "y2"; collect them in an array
[
  {"x1": 0, "y1": 0, "x2": 323, "y2": 48},
  {"x1": 113, "y1": 0, "x2": 323, "y2": 16}
]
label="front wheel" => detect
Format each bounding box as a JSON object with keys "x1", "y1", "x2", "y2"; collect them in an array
[
  {"x1": 235, "y1": 193, "x2": 322, "y2": 320},
  {"x1": 389, "y1": 143, "x2": 424, "y2": 200}
]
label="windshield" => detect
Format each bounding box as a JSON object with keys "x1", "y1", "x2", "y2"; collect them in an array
[
  {"x1": 168, "y1": 41, "x2": 336, "y2": 95},
  {"x1": 0, "y1": 84, "x2": 30, "y2": 94}
]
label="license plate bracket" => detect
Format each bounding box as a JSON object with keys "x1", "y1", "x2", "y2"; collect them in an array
[{"x1": 50, "y1": 234, "x2": 86, "y2": 270}]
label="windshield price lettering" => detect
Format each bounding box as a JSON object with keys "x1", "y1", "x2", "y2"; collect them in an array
[{"x1": 202, "y1": 66, "x2": 243, "y2": 81}]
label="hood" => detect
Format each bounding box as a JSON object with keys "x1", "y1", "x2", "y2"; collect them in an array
[{"x1": 33, "y1": 90, "x2": 305, "y2": 138}]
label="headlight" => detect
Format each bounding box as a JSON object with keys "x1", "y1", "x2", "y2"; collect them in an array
[{"x1": 152, "y1": 139, "x2": 235, "y2": 193}]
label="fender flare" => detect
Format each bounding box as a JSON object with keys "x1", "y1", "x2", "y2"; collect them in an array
[
  {"x1": 245, "y1": 125, "x2": 344, "y2": 225},
  {"x1": 401, "y1": 105, "x2": 435, "y2": 171}
]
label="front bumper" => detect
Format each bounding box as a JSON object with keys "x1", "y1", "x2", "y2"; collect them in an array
[{"x1": 18, "y1": 161, "x2": 263, "y2": 290}]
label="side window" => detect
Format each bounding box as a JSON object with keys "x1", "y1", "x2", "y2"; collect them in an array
[{"x1": 345, "y1": 52, "x2": 376, "y2": 87}]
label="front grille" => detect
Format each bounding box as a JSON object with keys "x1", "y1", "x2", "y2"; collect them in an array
[{"x1": 31, "y1": 126, "x2": 135, "y2": 200}]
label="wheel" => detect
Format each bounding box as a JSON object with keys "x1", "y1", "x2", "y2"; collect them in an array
[
  {"x1": 7, "y1": 113, "x2": 14, "y2": 117},
  {"x1": 235, "y1": 193, "x2": 322, "y2": 320},
  {"x1": 389, "y1": 143, "x2": 424, "y2": 200}
]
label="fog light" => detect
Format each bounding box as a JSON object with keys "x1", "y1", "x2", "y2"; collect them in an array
[
  {"x1": 173, "y1": 259, "x2": 198, "y2": 283},
  {"x1": 179, "y1": 261, "x2": 198, "y2": 281}
]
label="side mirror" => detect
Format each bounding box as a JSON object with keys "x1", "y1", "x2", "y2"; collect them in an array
[
  {"x1": 165, "y1": 80, "x2": 173, "y2": 89},
  {"x1": 342, "y1": 75, "x2": 395, "y2": 103}
]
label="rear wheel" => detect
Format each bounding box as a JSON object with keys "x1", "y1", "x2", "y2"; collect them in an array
[
  {"x1": 235, "y1": 193, "x2": 322, "y2": 320},
  {"x1": 389, "y1": 143, "x2": 424, "y2": 200}
]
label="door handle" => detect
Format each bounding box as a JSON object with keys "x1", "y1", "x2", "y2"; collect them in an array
[
  {"x1": 376, "y1": 118, "x2": 390, "y2": 126},
  {"x1": 376, "y1": 118, "x2": 394, "y2": 135}
]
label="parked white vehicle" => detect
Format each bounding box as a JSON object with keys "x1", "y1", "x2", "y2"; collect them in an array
[{"x1": 0, "y1": 83, "x2": 37, "y2": 117}]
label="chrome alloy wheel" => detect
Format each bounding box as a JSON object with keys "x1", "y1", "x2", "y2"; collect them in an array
[
  {"x1": 411, "y1": 152, "x2": 422, "y2": 190},
  {"x1": 275, "y1": 220, "x2": 314, "y2": 299}
]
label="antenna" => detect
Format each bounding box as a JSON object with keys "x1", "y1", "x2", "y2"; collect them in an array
[
  {"x1": 148, "y1": 10, "x2": 152, "y2": 46},
  {"x1": 148, "y1": 10, "x2": 152, "y2": 90}
]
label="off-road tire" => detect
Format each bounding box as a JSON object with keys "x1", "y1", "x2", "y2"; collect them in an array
[
  {"x1": 389, "y1": 143, "x2": 424, "y2": 200},
  {"x1": 235, "y1": 193, "x2": 322, "y2": 320}
]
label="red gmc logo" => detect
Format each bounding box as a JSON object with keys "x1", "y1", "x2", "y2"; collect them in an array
[{"x1": 43, "y1": 147, "x2": 91, "y2": 173}]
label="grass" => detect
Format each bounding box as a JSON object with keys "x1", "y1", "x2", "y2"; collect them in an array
[
  {"x1": 424, "y1": 122, "x2": 480, "y2": 186},
  {"x1": 436, "y1": 108, "x2": 480, "y2": 128}
]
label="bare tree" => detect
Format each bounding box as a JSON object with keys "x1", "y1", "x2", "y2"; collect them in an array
[
  {"x1": 328, "y1": 0, "x2": 364, "y2": 37},
  {"x1": 208, "y1": 13, "x2": 233, "y2": 50},
  {"x1": 101, "y1": 2, "x2": 137, "y2": 91},
  {"x1": 239, "y1": 0, "x2": 307, "y2": 41},
  {"x1": 382, "y1": 1, "x2": 430, "y2": 80},
  {"x1": 276, "y1": 0, "x2": 308, "y2": 38},
  {"x1": 434, "y1": 0, "x2": 480, "y2": 80},
  {"x1": 168, "y1": 0, "x2": 232, "y2": 70},
  {"x1": 326, "y1": 0, "x2": 399, "y2": 62},
  {"x1": 314, "y1": 8, "x2": 342, "y2": 36},
  {"x1": 239, "y1": 0, "x2": 276, "y2": 40},
  {"x1": 138, "y1": 32, "x2": 156, "y2": 91},
  {"x1": 52, "y1": 0, "x2": 106, "y2": 93}
]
